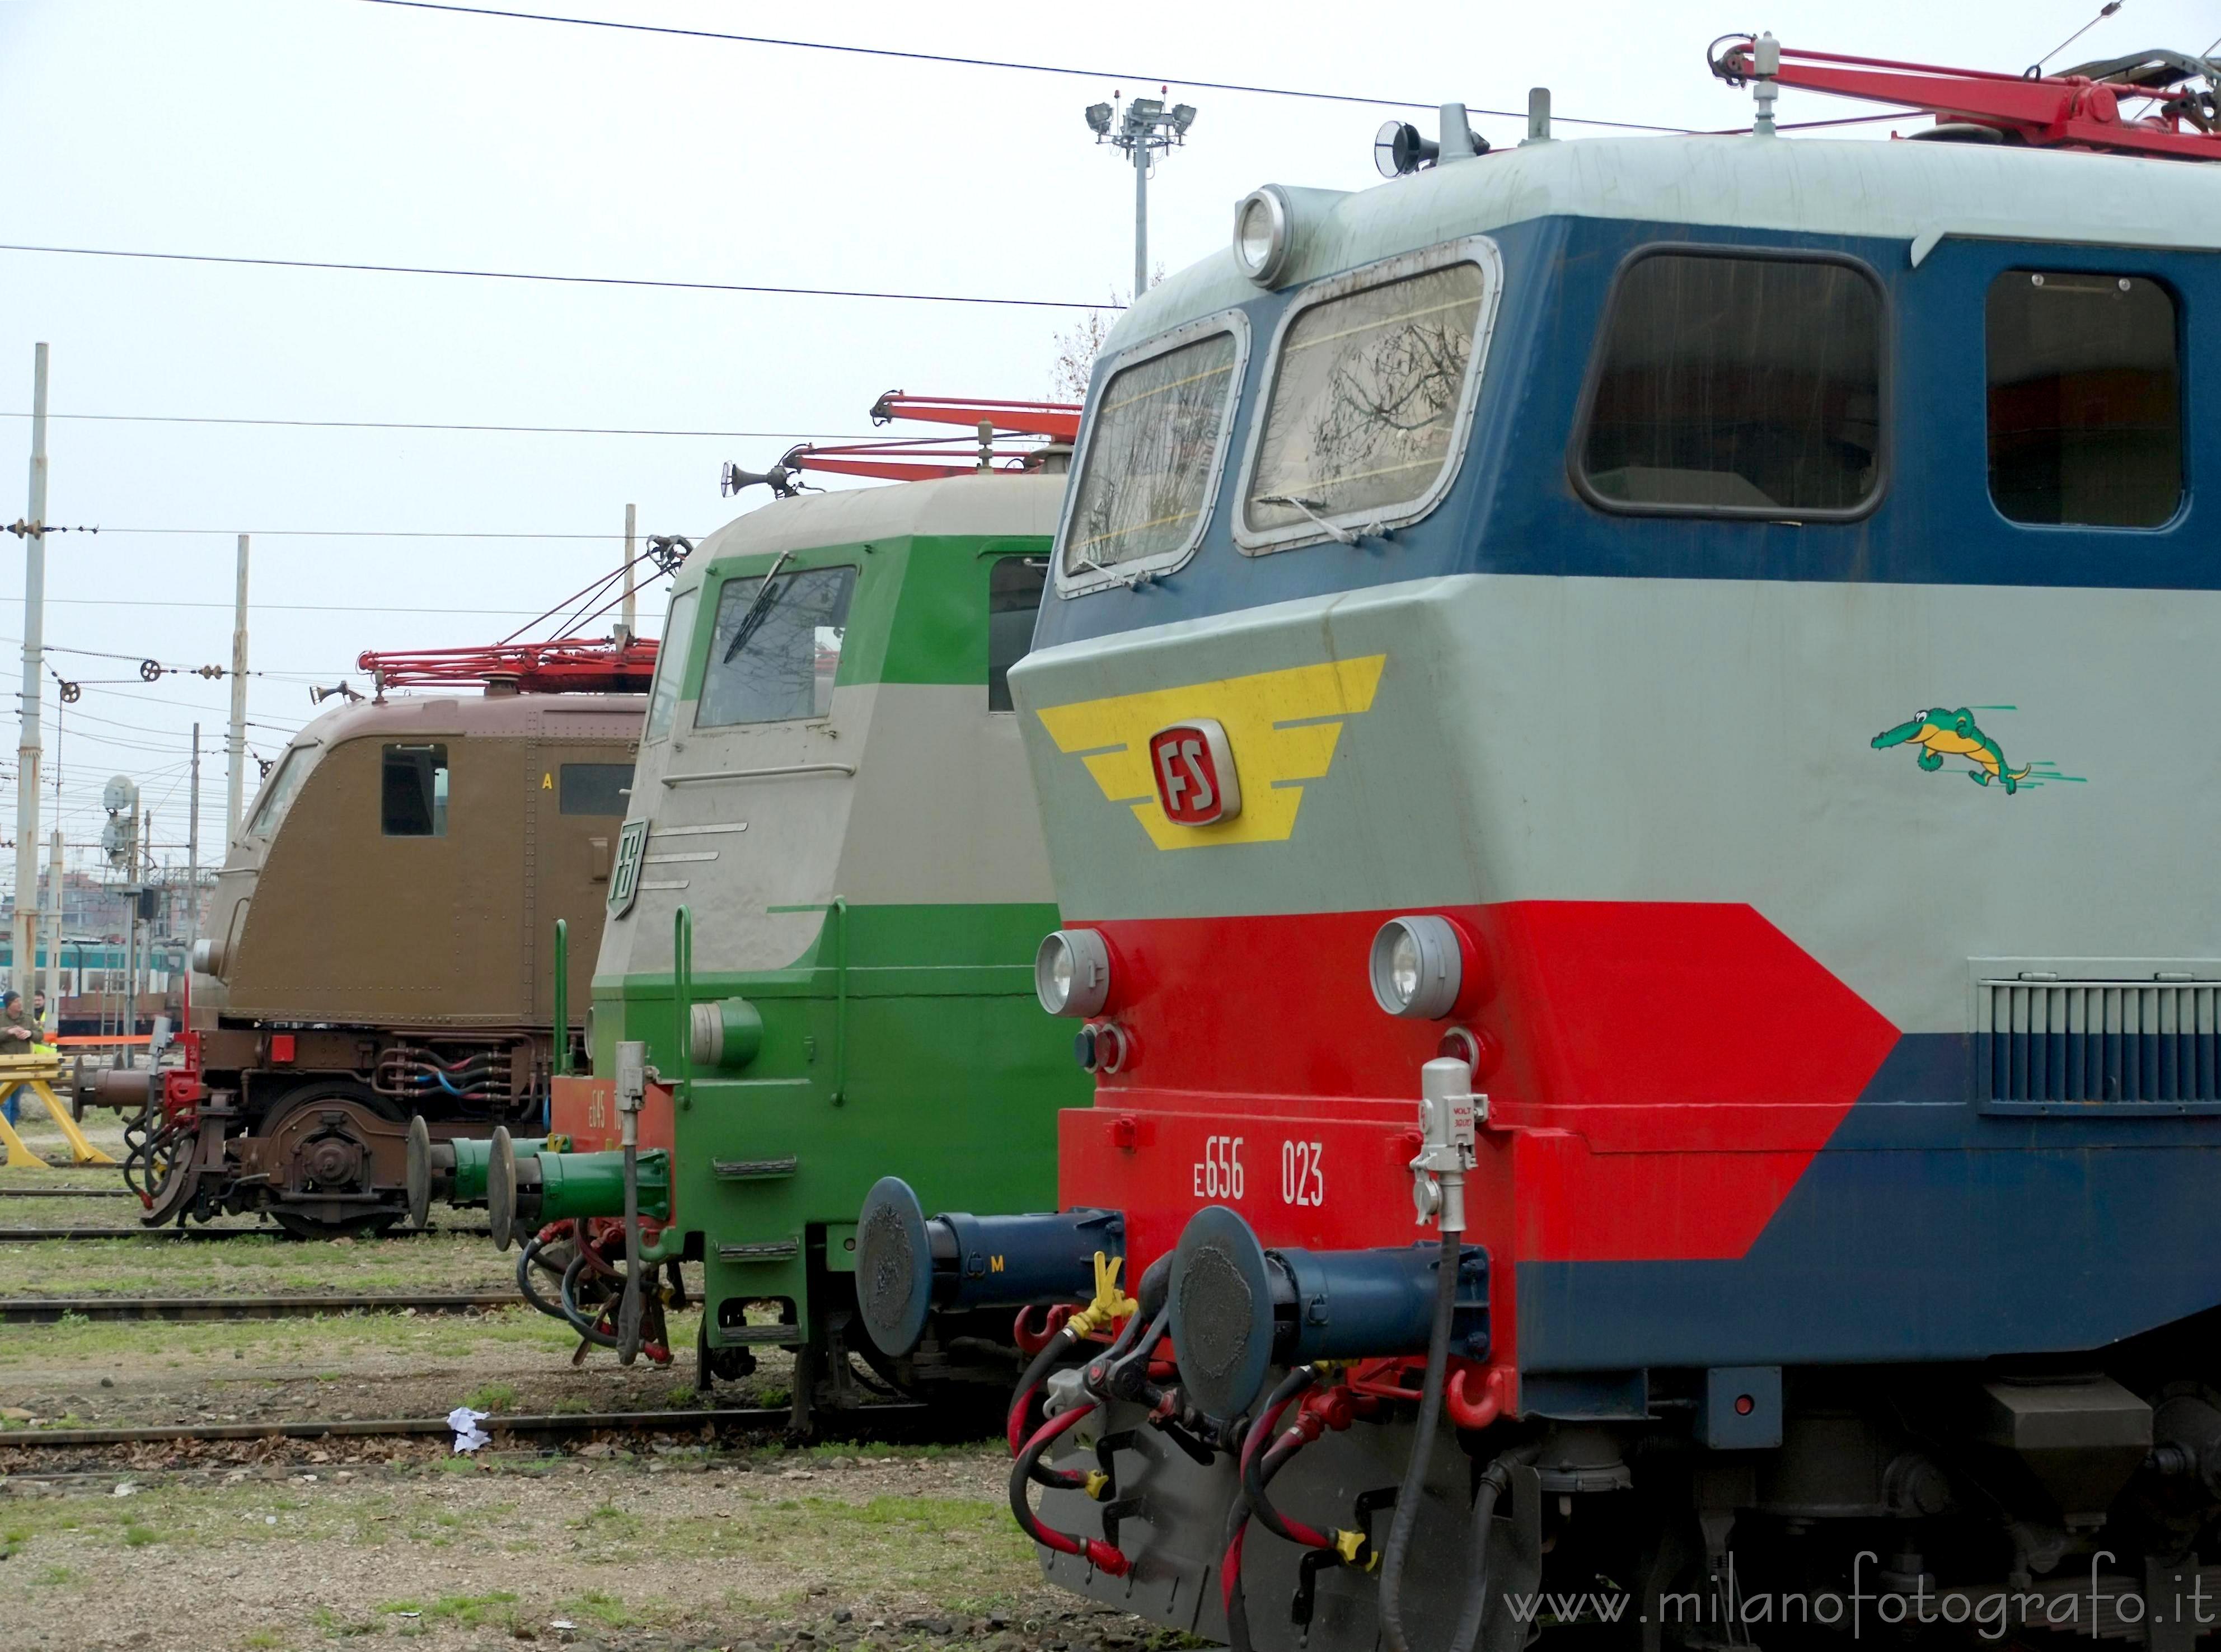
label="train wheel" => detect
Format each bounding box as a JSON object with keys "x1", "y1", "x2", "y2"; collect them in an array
[
  {"x1": 696, "y1": 1314, "x2": 758, "y2": 1391},
  {"x1": 257, "y1": 1083, "x2": 409, "y2": 1238}
]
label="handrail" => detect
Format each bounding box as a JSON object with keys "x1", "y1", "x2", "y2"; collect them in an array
[
  {"x1": 672, "y1": 904, "x2": 694, "y2": 1111},
  {"x1": 551, "y1": 917, "x2": 569, "y2": 1078},
  {"x1": 662, "y1": 762, "x2": 855, "y2": 787},
  {"x1": 831, "y1": 896, "x2": 848, "y2": 1108}
]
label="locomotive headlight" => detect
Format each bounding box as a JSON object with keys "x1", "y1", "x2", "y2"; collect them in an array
[
  {"x1": 1034, "y1": 928, "x2": 1112, "y2": 1018},
  {"x1": 1369, "y1": 915, "x2": 1464, "y2": 1019},
  {"x1": 1232, "y1": 187, "x2": 1294, "y2": 288}
]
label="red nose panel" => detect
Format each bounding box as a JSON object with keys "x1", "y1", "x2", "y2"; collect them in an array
[{"x1": 1057, "y1": 901, "x2": 1901, "y2": 1266}]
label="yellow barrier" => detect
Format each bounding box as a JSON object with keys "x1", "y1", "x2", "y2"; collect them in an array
[{"x1": 0, "y1": 1047, "x2": 118, "y2": 1168}]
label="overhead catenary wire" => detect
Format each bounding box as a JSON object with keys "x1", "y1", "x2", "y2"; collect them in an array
[
  {"x1": 0, "y1": 413, "x2": 889, "y2": 440},
  {"x1": 0, "y1": 243, "x2": 1123, "y2": 312},
  {"x1": 11, "y1": 527, "x2": 701, "y2": 541},
  {"x1": 352, "y1": 0, "x2": 1691, "y2": 131}
]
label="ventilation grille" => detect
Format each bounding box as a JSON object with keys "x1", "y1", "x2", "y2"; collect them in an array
[{"x1": 1978, "y1": 979, "x2": 2221, "y2": 1108}]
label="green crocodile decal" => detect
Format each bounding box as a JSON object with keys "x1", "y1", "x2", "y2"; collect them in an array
[{"x1": 1871, "y1": 706, "x2": 2033, "y2": 794}]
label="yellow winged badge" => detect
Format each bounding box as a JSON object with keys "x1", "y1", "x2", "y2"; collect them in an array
[{"x1": 1035, "y1": 656, "x2": 1386, "y2": 851}]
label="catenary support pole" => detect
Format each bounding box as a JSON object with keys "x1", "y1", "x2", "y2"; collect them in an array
[
  {"x1": 15, "y1": 343, "x2": 49, "y2": 1000},
  {"x1": 42, "y1": 828, "x2": 60, "y2": 1018},
  {"x1": 1132, "y1": 141, "x2": 1148, "y2": 303},
  {"x1": 622, "y1": 503, "x2": 637, "y2": 637},
  {"x1": 226, "y1": 536, "x2": 249, "y2": 845},
  {"x1": 186, "y1": 724, "x2": 200, "y2": 954}
]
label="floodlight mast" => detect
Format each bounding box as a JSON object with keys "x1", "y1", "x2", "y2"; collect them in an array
[{"x1": 1088, "y1": 90, "x2": 1197, "y2": 300}]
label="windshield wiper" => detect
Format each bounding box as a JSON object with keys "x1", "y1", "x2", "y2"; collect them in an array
[
  {"x1": 721, "y1": 546, "x2": 797, "y2": 664},
  {"x1": 1257, "y1": 493, "x2": 1386, "y2": 546}
]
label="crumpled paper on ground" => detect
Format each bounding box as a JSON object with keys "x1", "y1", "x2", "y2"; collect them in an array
[{"x1": 447, "y1": 1406, "x2": 491, "y2": 1453}]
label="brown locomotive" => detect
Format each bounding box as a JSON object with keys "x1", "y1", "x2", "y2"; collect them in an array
[{"x1": 169, "y1": 685, "x2": 641, "y2": 1234}]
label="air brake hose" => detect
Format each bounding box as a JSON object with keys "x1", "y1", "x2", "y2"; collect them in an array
[
  {"x1": 1005, "y1": 1253, "x2": 1151, "y2": 1465},
  {"x1": 559, "y1": 1249, "x2": 622, "y2": 1349},
  {"x1": 1241, "y1": 1367, "x2": 1330, "y2": 1548},
  {"x1": 515, "y1": 1235, "x2": 566, "y2": 1321},
  {"x1": 1220, "y1": 1380, "x2": 1310, "y2": 1652},
  {"x1": 1376, "y1": 1231, "x2": 1461, "y2": 1652},
  {"x1": 1442, "y1": 1455, "x2": 1525, "y2": 1652},
  {"x1": 1008, "y1": 1401, "x2": 1128, "y2": 1576}
]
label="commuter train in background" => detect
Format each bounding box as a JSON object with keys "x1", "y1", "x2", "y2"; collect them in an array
[{"x1": 858, "y1": 40, "x2": 2221, "y2": 1652}]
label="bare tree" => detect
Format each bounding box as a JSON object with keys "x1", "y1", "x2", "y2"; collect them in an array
[
  {"x1": 1050, "y1": 304, "x2": 1114, "y2": 401},
  {"x1": 1049, "y1": 266, "x2": 1163, "y2": 401}
]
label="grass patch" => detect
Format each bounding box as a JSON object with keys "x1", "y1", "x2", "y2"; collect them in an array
[
  {"x1": 418, "y1": 1590, "x2": 519, "y2": 1628},
  {"x1": 554, "y1": 1588, "x2": 636, "y2": 1628},
  {"x1": 571, "y1": 1501, "x2": 644, "y2": 1542},
  {"x1": 121, "y1": 1521, "x2": 162, "y2": 1547},
  {"x1": 462, "y1": 1381, "x2": 518, "y2": 1414}
]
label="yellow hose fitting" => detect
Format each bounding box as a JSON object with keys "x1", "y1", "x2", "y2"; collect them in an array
[
  {"x1": 1062, "y1": 1252, "x2": 1139, "y2": 1339},
  {"x1": 1084, "y1": 1469, "x2": 1111, "y2": 1500},
  {"x1": 1333, "y1": 1529, "x2": 1370, "y2": 1566}
]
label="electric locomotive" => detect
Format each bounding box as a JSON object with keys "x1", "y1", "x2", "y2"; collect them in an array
[
  {"x1": 471, "y1": 397, "x2": 1095, "y2": 1416},
  {"x1": 156, "y1": 638, "x2": 650, "y2": 1236},
  {"x1": 859, "y1": 43, "x2": 2221, "y2": 1652}
]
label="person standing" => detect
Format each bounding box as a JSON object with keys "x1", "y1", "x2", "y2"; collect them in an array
[{"x1": 0, "y1": 990, "x2": 34, "y2": 1125}]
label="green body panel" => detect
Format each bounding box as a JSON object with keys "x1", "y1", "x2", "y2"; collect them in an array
[
  {"x1": 593, "y1": 898, "x2": 1071, "y2": 1341},
  {"x1": 586, "y1": 475, "x2": 1082, "y2": 1352}
]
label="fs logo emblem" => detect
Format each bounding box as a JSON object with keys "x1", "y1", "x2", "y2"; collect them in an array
[
  {"x1": 607, "y1": 818, "x2": 649, "y2": 916},
  {"x1": 1148, "y1": 720, "x2": 1241, "y2": 826},
  {"x1": 1036, "y1": 654, "x2": 1385, "y2": 851}
]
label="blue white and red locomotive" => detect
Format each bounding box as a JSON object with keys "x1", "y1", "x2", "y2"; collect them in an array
[{"x1": 858, "y1": 41, "x2": 2221, "y2": 1652}]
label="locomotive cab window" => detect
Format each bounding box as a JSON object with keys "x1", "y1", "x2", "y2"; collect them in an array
[
  {"x1": 643, "y1": 586, "x2": 699, "y2": 742},
  {"x1": 381, "y1": 743, "x2": 448, "y2": 837},
  {"x1": 1059, "y1": 316, "x2": 1245, "y2": 591},
  {"x1": 987, "y1": 556, "x2": 1046, "y2": 711},
  {"x1": 559, "y1": 763, "x2": 633, "y2": 816},
  {"x1": 1240, "y1": 240, "x2": 1501, "y2": 552},
  {"x1": 696, "y1": 565, "x2": 856, "y2": 727},
  {"x1": 1987, "y1": 271, "x2": 2181, "y2": 528},
  {"x1": 1577, "y1": 249, "x2": 1884, "y2": 517},
  {"x1": 246, "y1": 745, "x2": 312, "y2": 837}
]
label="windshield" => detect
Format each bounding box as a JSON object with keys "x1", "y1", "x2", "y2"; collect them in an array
[
  {"x1": 1246, "y1": 260, "x2": 1488, "y2": 539},
  {"x1": 696, "y1": 565, "x2": 856, "y2": 727},
  {"x1": 245, "y1": 745, "x2": 313, "y2": 837},
  {"x1": 1061, "y1": 329, "x2": 1240, "y2": 579},
  {"x1": 643, "y1": 586, "x2": 700, "y2": 741}
]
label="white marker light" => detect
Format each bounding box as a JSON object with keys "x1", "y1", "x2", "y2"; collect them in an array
[
  {"x1": 1035, "y1": 929, "x2": 1113, "y2": 1019},
  {"x1": 1369, "y1": 915, "x2": 1464, "y2": 1019},
  {"x1": 1231, "y1": 187, "x2": 1295, "y2": 288}
]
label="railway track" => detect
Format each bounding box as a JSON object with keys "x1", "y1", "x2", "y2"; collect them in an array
[
  {"x1": 0, "y1": 1226, "x2": 494, "y2": 1242},
  {"x1": 0, "y1": 1186, "x2": 134, "y2": 1199},
  {"x1": 0, "y1": 1291, "x2": 526, "y2": 1323},
  {"x1": 0, "y1": 1405, "x2": 814, "y2": 1450}
]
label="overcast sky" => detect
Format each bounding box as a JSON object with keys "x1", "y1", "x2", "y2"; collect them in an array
[{"x1": 2, "y1": 0, "x2": 2211, "y2": 884}]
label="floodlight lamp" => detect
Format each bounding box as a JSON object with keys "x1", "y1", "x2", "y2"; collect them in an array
[
  {"x1": 1131, "y1": 96, "x2": 1164, "y2": 121},
  {"x1": 1171, "y1": 104, "x2": 1197, "y2": 136},
  {"x1": 1086, "y1": 102, "x2": 1113, "y2": 136}
]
